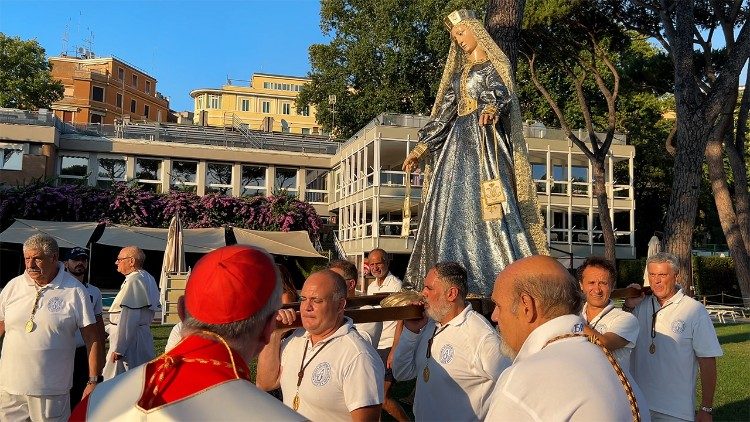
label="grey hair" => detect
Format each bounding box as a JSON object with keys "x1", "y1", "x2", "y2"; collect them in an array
[
  {"x1": 183, "y1": 265, "x2": 282, "y2": 343},
  {"x1": 125, "y1": 246, "x2": 146, "y2": 267},
  {"x1": 646, "y1": 252, "x2": 680, "y2": 274},
  {"x1": 434, "y1": 261, "x2": 468, "y2": 299},
  {"x1": 23, "y1": 234, "x2": 59, "y2": 258},
  {"x1": 368, "y1": 248, "x2": 390, "y2": 262},
  {"x1": 328, "y1": 259, "x2": 358, "y2": 281},
  {"x1": 511, "y1": 272, "x2": 584, "y2": 318}
]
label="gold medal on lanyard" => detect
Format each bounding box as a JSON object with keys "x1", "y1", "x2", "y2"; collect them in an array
[
  {"x1": 292, "y1": 393, "x2": 300, "y2": 411},
  {"x1": 423, "y1": 324, "x2": 448, "y2": 383},
  {"x1": 422, "y1": 365, "x2": 430, "y2": 382},
  {"x1": 26, "y1": 283, "x2": 48, "y2": 333}
]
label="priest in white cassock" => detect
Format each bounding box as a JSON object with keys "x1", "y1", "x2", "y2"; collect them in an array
[{"x1": 103, "y1": 246, "x2": 158, "y2": 379}]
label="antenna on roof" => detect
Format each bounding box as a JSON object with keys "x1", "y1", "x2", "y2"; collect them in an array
[{"x1": 61, "y1": 19, "x2": 71, "y2": 56}]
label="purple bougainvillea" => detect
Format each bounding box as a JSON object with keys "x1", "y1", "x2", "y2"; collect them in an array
[{"x1": 0, "y1": 181, "x2": 322, "y2": 239}]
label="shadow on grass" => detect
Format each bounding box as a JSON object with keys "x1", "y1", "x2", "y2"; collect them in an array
[
  {"x1": 715, "y1": 324, "x2": 750, "y2": 345},
  {"x1": 715, "y1": 398, "x2": 750, "y2": 422}
]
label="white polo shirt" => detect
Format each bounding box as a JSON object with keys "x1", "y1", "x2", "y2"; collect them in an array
[
  {"x1": 75, "y1": 282, "x2": 103, "y2": 348},
  {"x1": 0, "y1": 263, "x2": 96, "y2": 395},
  {"x1": 366, "y1": 273, "x2": 402, "y2": 350},
  {"x1": 582, "y1": 300, "x2": 639, "y2": 373},
  {"x1": 279, "y1": 317, "x2": 384, "y2": 422},
  {"x1": 486, "y1": 314, "x2": 650, "y2": 421},
  {"x1": 392, "y1": 304, "x2": 510, "y2": 420},
  {"x1": 630, "y1": 290, "x2": 722, "y2": 420}
]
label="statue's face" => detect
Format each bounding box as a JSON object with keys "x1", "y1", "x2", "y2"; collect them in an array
[{"x1": 451, "y1": 24, "x2": 478, "y2": 54}]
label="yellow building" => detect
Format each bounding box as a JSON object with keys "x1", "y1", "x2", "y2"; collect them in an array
[{"x1": 190, "y1": 73, "x2": 320, "y2": 134}]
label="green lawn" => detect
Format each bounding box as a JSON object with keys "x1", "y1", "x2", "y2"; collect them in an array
[
  {"x1": 704, "y1": 323, "x2": 750, "y2": 422},
  {"x1": 151, "y1": 322, "x2": 750, "y2": 421}
]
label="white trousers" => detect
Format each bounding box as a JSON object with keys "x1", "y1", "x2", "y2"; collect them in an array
[{"x1": 0, "y1": 390, "x2": 70, "y2": 422}]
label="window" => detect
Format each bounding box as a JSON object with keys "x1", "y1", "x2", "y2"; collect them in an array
[
  {"x1": 305, "y1": 169, "x2": 328, "y2": 204},
  {"x1": 130, "y1": 99, "x2": 136, "y2": 113},
  {"x1": 263, "y1": 82, "x2": 270, "y2": 89},
  {"x1": 170, "y1": 160, "x2": 197, "y2": 192},
  {"x1": 0, "y1": 145, "x2": 23, "y2": 170},
  {"x1": 90, "y1": 114, "x2": 102, "y2": 124},
  {"x1": 196, "y1": 96, "x2": 204, "y2": 109},
  {"x1": 299, "y1": 106, "x2": 310, "y2": 116},
  {"x1": 282, "y1": 103, "x2": 291, "y2": 115},
  {"x1": 92, "y1": 86, "x2": 104, "y2": 102},
  {"x1": 208, "y1": 95, "x2": 221, "y2": 109},
  {"x1": 301, "y1": 128, "x2": 311, "y2": 135},
  {"x1": 240, "y1": 98, "x2": 250, "y2": 112},
  {"x1": 116, "y1": 93, "x2": 123, "y2": 108},
  {"x1": 145, "y1": 81, "x2": 151, "y2": 94},
  {"x1": 97, "y1": 157, "x2": 126, "y2": 188},
  {"x1": 261, "y1": 101, "x2": 271, "y2": 113},
  {"x1": 135, "y1": 158, "x2": 162, "y2": 192},
  {"x1": 118, "y1": 67, "x2": 124, "y2": 80},
  {"x1": 132, "y1": 74, "x2": 138, "y2": 88},
  {"x1": 144, "y1": 105, "x2": 150, "y2": 118},
  {"x1": 274, "y1": 167, "x2": 298, "y2": 196},
  {"x1": 206, "y1": 163, "x2": 233, "y2": 195},
  {"x1": 59, "y1": 155, "x2": 89, "y2": 185},
  {"x1": 571, "y1": 165, "x2": 589, "y2": 195},
  {"x1": 241, "y1": 165, "x2": 266, "y2": 197}
]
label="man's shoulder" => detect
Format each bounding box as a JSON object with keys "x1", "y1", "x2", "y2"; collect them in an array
[{"x1": 463, "y1": 309, "x2": 499, "y2": 337}]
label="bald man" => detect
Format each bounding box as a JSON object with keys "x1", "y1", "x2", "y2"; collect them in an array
[
  {"x1": 257, "y1": 270, "x2": 384, "y2": 422},
  {"x1": 103, "y1": 246, "x2": 159, "y2": 380},
  {"x1": 486, "y1": 255, "x2": 650, "y2": 421}
]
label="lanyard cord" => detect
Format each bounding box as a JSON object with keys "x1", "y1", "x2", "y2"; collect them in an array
[
  {"x1": 425, "y1": 324, "x2": 449, "y2": 359},
  {"x1": 297, "y1": 339, "x2": 332, "y2": 388}
]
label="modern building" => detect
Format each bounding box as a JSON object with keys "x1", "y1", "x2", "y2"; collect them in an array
[
  {"x1": 0, "y1": 109, "x2": 635, "y2": 279},
  {"x1": 49, "y1": 52, "x2": 170, "y2": 125},
  {"x1": 190, "y1": 73, "x2": 319, "y2": 134}
]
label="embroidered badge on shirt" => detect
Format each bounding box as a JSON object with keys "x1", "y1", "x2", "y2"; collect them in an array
[
  {"x1": 671, "y1": 320, "x2": 686, "y2": 334},
  {"x1": 311, "y1": 362, "x2": 331, "y2": 386},
  {"x1": 439, "y1": 344, "x2": 454, "y2": 364},
  {"x1": 46, "y1": 297, "x2": 64, "y2": 313},
  {"x1": 597, "y1": 323, "x2": 608, "y2": 333},
  {"x1": 573, "y1": 323, "x2": 584, "y2": 333}
]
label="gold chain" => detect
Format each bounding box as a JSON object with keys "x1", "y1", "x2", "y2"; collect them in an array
[{"x1": 543, "y1": 333, "x2": 640, "y2": 422}]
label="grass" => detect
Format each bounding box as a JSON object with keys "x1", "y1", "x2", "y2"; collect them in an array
[
  {"x1": 702, "y1": 323, "x2": 750, "y2": 422},
  {"x1": 150, "y1": 322, "x2": 750, "y2": 421}
]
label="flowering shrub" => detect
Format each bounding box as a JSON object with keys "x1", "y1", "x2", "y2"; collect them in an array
[{"x1": 0, "y1": 181, "x2": 322, "y2": 238}]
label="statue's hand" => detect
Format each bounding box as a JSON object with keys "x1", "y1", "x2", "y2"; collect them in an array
[
  {"x1": 402, "y1": 154, "x2": 419, "y2": 172},
  {"x1": 479, "y1": 112, "x2": 498, "y2": 126}
]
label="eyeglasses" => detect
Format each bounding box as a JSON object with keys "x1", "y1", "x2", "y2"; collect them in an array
[{"x1": 115, "y1": 256, "x2": 133, "y2": 262}]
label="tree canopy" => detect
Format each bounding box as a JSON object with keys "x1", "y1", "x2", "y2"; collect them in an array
[
  {"x1": 0, "y1": 34, "x2": 63, "y2": 110},
  {"x1": 298, "y1": 0, "x2": 486, "y2": 138}
]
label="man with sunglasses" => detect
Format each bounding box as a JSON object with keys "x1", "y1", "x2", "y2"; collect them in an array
[
  {"x1": 392, "y1": 261, "x2": 508, "y2": 421},
  {"x1": 103, "y1": 246, "x2": 159, "y2": 380},
  {"x1": 625, "y1": 252, "x2": 722, "y2": 422}
]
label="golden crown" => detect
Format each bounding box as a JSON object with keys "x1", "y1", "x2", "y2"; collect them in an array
[{"x1": 444, "y1": 9, "x2": 478, "y2": 30}]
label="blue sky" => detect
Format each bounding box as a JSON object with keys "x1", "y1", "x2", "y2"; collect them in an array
[{"x1": 0, "y1": 0, "x2": 327, "y2": 111}]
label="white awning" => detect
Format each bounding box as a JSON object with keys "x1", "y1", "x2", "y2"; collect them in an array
[
  {"x1": 0, "y1": 219, "x2": 100, "y2": 249},
  {"x1": 0, "y1": 219, "x2": 324, "y2": 258},
  {"x1": 233, "y1": 228, "x2": 324, "y2": 258}
]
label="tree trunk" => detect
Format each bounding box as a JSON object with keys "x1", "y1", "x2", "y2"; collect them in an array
[
  {"x1": 591, "y1": 160, "x2": 616, "y2": 264},
  {"x1": 664, "y1": 119, "x2": 710, "y2": 294},
  {"x1": 706, "y1": 138, "x2": 750, "y2": 307},
  {"x1": 485, "y1": 0, "x2": 525, "y2": 75}
]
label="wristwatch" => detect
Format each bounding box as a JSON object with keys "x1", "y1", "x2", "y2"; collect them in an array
[
  {"x1": 699, "y1": 405, "x2": 713, "y2": 414},
  {"x1": 86, "y1": 375, "x2": 104, "y2": 385}
]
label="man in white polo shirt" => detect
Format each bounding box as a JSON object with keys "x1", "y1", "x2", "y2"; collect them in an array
[
  {"x1": 392, "y1": 261, "x2": 509, "y2": 420},
  {"x1": 486, "y1": 255, "x2": 650, "y2": 421},
  {"x1": 64, "y1": 247, "x2": 106, "y2": 410},
  {"x1": 625, "y1": 252, "x2": 722, "y2": 422},
  {"x1": 328, "y1": 259, "x2": 382, "y2": 347},
  {"x1": 257, "y1": 269, "x2": 384, "y2": 422},
  {"x1": 366, "y1": 248, "x2": 408, "y2": 422},
  {"x1": 0, "y1": 234, "x2": 103, "y2": 422},
  {"x1": 577, "y1": 256, "x2": 639, "y2": 373}
]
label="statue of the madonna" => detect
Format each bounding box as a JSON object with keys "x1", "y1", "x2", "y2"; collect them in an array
[{"x1": 402, "y1": 9, "x2": 548, "y2": 296}]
